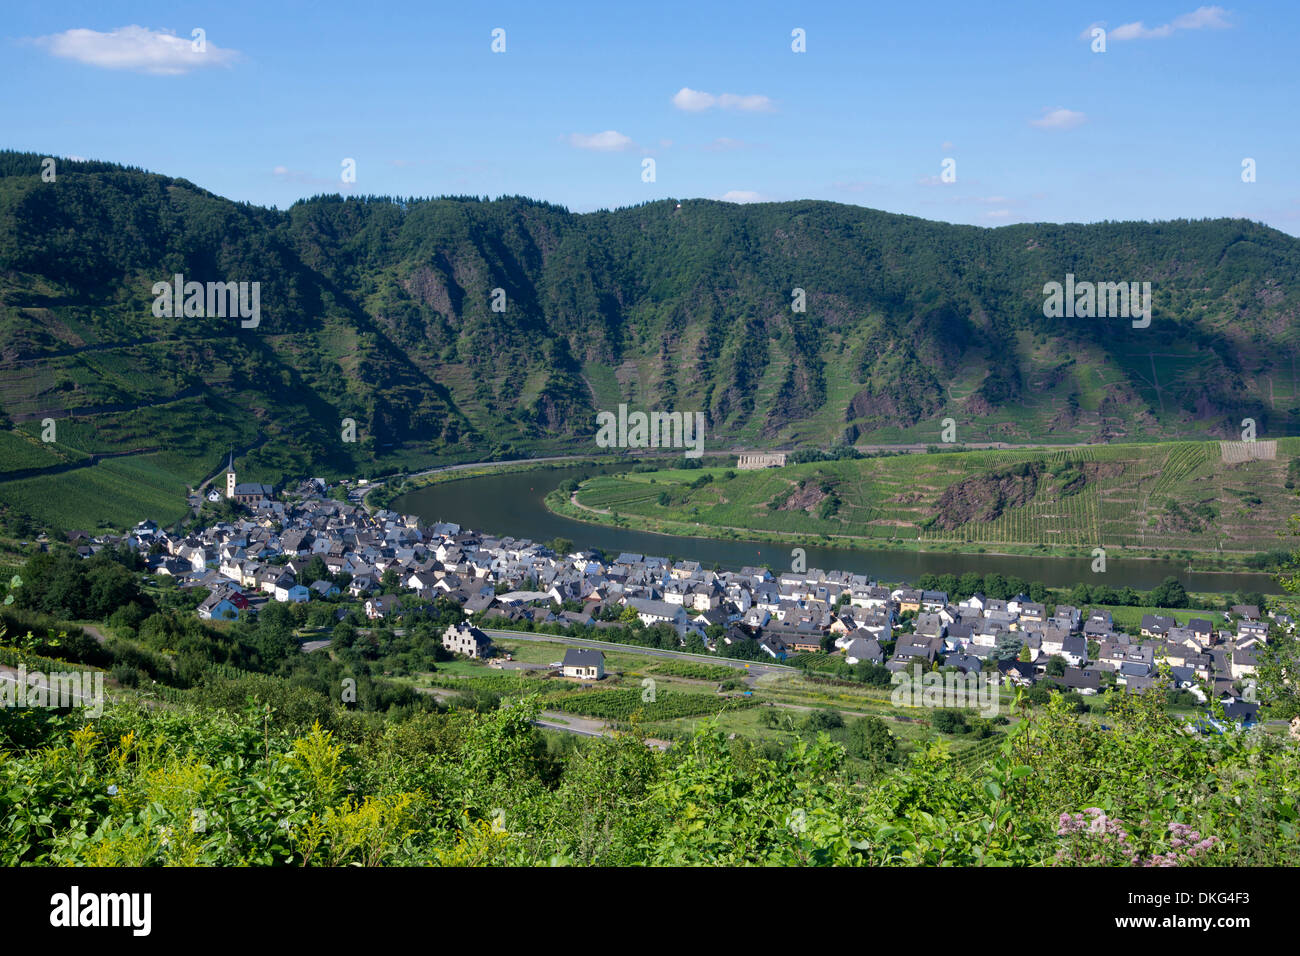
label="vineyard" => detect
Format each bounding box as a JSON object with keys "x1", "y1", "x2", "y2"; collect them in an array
[
  {"x1": 646, "y1": 660, "x2": 743, "y2": 682},
  {"x1": 542, "y1": 688, "x2": 760, "y2": 722},
  {"x1": 566, "y1": 438, "x2": 1300, "y2": 557},
  {"x1": 425, "y1": 673, "x2": 585, "y2": 696}
]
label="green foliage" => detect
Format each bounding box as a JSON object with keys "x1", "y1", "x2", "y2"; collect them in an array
[
  {"x1": 847, "y1": 716, "x2": 898, "y2": 768},
  {"x1": 801, "y1": 708, "x2": 844, "y2": 732},
  {"x1": 1149, "y1": 576, "x2": 1190, "y2": 609},
  {"x1": 0, "y1": 661, "x2": 1298, "y2": 866},
  {"x1": 15, "y1": 547, "x2": 144, "y2": 620},
  {"x1": 544, "y1": 688, "x2": 759, "y2": 723}
]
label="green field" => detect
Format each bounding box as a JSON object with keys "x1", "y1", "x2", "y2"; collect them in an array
[{"x1": 558, "y1": 438, "x2": 1300, "y2": 561}]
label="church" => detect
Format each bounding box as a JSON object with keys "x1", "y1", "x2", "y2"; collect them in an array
[{"x1": 224, "y1": 454, "x2": 274, "y2": 505}]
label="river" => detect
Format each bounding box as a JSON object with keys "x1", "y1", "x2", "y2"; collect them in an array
[{"x1": 391, "y1": 464, "x2": 1285, "y2": 593}]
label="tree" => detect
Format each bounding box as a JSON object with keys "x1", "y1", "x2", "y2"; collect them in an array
[
  {"x1": 1068, "y1": 583, "x2": 1092, "y2": 607},
  {"x1": 1091, "y1": 585, "x2": 1119, "y2": 605},
  {"x1": 1045, "y1": 655, "x2": 1066, "y2": 677},
  {"x1": 801, "y1": 709, "x2": 843, "y2": 732},
  {"x1": 931, "y1": 709, "x2": 968, "y2": 735},
  {"x1": 16, "y1": 548, "x2": 145, "y2": 620},
  {"x1": 1149, "y1": 576, "x2": 1189, "y2": 609},
  {"x1": 847, "y1": 716, "x2": 897, "y2": 767},
  {"x1": 994, "y1": 634, "x2": 1024, "y2": 662},
  {"x1": 300, "y1": 555, "x2": 330, "y2": 585},
  {"x1": 331, "y1": 621, "x2": 355, "y2": 647}
]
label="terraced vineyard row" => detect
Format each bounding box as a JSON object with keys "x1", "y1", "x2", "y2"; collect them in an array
[{"x1": 543, "y1": 688, "x2": 760, "y2": 721}]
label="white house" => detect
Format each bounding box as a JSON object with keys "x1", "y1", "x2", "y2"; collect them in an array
[
  {"x1": 562, "y1": 647, "x2": 605, "y2": 680},
  {"x1": 443, "y1": 624, "x2": 492, "y2": 659},
  {"x1": 626, "y1": 597, "x2": 687, "y2": 627},
  {"x1": 275, "y1": 582, "x2": 311, "y2": 603}
]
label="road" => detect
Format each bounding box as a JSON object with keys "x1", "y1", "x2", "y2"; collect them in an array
[
  {"x1": 414, "y1": 682, "x2": 671, "y2": 749},
  {"x1": 78, "y1": 623, "x2": 109, "y2": 645}
]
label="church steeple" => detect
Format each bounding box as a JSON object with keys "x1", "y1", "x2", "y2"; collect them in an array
[{"x1": 225, "y1": 449, "x2": 236, "y2": 499}]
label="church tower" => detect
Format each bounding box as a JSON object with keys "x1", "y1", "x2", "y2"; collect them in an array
[{"x1": 225, "y1": 452, "x2": 236, "y2": 499}]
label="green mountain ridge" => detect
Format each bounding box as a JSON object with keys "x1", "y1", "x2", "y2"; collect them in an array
[{"x1": 2, "y1": 150, "x2": 1300, "y2": 531}]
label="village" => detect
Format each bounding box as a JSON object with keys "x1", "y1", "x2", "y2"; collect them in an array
[{"x1": 54, "y1": 458, "x2": 1285, "y2": 730}]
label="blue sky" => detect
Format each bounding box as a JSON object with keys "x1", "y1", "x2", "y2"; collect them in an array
[{"x1": 3, "y1": 1, "x2": 1298, "y2": 234}]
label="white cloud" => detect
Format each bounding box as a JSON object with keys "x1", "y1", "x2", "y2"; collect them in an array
[
  {"x1": 1030, "y1": 107, "x2": 1086, "y2": 130},
  {"x1": 1111, "y1": 20, "x2": 1175, "y2": 39},
  {"x1": 1083, "y1": 6, "x2": 1231, "y2": 42},
  {"x1": 1172, "y1": 5, "x2": 1232, "y2": 29},
  {"x1": 941, "y1": 141, "x2": 955, "y2": 152},
  {"x1": 567, "y1": 130, "x2": 634, "y2": 151},
  {"x1": 984, "y1": 209, "x2": 1011, "y2": 219},
  {"x1": 672, "y1": 88, "x2": 715, "y2": 111},
  {"x1": 719, "y1": 190, "x2": 763, "y2": 203},
  {"x1": 672, "y1": 87, "x2": 773, "y2": 112},
  {"x1": 33, "y1": 25, "x2": 240, "y2": 74}
]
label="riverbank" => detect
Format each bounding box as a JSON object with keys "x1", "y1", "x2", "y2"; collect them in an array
[
  {"x1": 541, "y1": 442, "x2": 1299, "y2": 577},
  {"x1": 362, "y1": 452, "x2": 698, "y2": 513},
  {"x1": 390, "y1": 462, "x2": 1287, "y2": 593},
  {"x1": 546, "y1": 484, "x2": 1284, "y2": 574}
]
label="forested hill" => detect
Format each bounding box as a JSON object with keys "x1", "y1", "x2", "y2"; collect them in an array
[{"x1": 3, "y1": 149, "x2": 1300, "y2": 492}]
